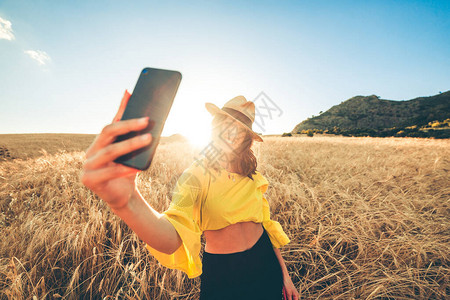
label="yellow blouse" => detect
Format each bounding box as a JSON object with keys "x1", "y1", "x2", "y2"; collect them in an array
[{"x1": 145, "y1": 158, "x2": 291, "y2": 278}]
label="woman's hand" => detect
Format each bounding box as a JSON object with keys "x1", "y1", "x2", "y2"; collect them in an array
[
  {"x1": 80, "y1": 90, "x2": 153, "y2": 210},
  {"x1": 282, "y1": 274, "x2": 300, "y2": 300}
]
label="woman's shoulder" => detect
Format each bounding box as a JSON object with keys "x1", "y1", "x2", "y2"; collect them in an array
[
  {"x1": 252, "y1": 170, "x2": 266, "y2": 180},
  {"x1": 253, "y1": 170, "x2": 269, "y2": 193},
  {"x1": 179, "y1": 157, "x2": 211, "y2": 187}
]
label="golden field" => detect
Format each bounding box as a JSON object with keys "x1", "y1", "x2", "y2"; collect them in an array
[{"x1": 0, "y1": 134, "x2": 448, "y2": 299}]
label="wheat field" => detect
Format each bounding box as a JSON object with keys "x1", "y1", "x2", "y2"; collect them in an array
[{"x1": 0, "y1": 134, "x2": 448, "y2": 299}]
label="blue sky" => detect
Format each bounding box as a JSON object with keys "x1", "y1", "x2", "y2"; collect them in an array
[{"x1": 0, "y1": 0, "x2": 449, "y2": 146}]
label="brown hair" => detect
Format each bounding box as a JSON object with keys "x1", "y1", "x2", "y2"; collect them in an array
[{"x1": 204, "y1": 113, "x2": 258, "y2": 180}]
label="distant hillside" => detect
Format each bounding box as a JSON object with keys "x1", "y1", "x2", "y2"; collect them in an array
[
  {"x1": 160, "y1": 133, "x2": 188, "y2": 144},
  {"x1": 292, "y1": 91, "x2": 450, "y2": 133}
]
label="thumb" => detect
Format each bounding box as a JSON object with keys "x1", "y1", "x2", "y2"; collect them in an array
[{"x1": 112, "y1": 89, "x2": 131, "y2": 123}]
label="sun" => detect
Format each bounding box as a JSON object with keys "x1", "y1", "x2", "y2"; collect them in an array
[
  {"x1": 166, "y1": 92, "x2": 215, "y2": 151},
  {"x1": 182, "y1": 122, "x2": 212, "y2": 150}
]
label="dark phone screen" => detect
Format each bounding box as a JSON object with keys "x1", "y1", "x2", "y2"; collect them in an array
[{"x1": 113, "y1": 68, "x2": 182, "y2": 170}]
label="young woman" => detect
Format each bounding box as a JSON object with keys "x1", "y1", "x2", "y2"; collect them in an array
[{"x1": 81, "y1": 92, "x2": 300, "y2": 300}]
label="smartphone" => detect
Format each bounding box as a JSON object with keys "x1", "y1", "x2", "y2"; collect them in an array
[{"x1": 113, "y1": 67, "x2": 182, "y2": 170}]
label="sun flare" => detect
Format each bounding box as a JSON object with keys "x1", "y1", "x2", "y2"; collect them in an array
[{"x1": 183, "y1": 124, "x2": 212, "y2": 150}]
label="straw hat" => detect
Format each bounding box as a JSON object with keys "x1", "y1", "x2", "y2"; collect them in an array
[{"x1": 205, "y1": 95, "x2": 263, "y2": 142}]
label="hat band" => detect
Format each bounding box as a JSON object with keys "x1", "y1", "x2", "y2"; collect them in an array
[{"x1": 222, "y1": 107, "x2": 253, "y2": 129}]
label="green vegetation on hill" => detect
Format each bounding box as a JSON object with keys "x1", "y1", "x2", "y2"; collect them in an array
[{"x1": 291, "y1": 91, "x2": 450, "y2": 138}]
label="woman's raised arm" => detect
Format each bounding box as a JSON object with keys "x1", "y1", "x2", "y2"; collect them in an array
[{"x1": 80, "y1": 90, "x2": 182, "y2": 255}]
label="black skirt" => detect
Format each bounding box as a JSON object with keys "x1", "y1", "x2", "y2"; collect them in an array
[{"x1": 199, "y1": 227, "x2": 284, "y2": 300}]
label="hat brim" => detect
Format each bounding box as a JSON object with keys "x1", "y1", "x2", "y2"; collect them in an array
[{"x1": 205, "y1": 102, "x2": 263, "y2": 142}]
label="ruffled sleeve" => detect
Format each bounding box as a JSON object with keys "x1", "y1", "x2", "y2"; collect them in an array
[
  {"x1": 256, "y1": 172, "x2": 291, "y2": 248},
  {"x1": 145, "y1": 160, "x2": 206, "y2": 278}
]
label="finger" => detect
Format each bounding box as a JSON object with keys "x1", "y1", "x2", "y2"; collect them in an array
[
  {"x1": 84, "y1": 133, "x2": 152, "y2": 169},
  {"x1": 286, "y1": 290, "x2": 292, "y2": 300},
  {"x1": 81, "y1": 163, "x2": 140, "y2": 188},
  {"x1": 85, "y1": 117, "x2": 150, "y2": 158},
  {"x1": 85, "y1": 132, "x2": 103, "y2": 158},
  {"x1": 112, "y1": 90, "x2": 131, "y2": 123},
  {"x1": 87, "y1": 90, "x2": 130, "y2": 157}
]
